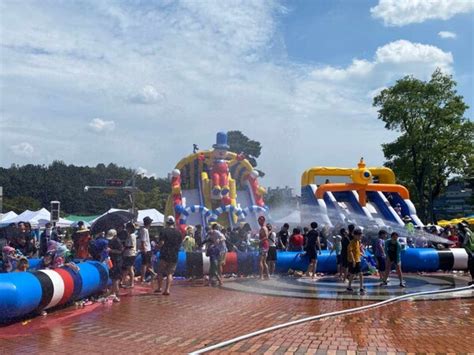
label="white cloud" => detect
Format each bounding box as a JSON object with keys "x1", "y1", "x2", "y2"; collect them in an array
[
  {"x1": 375, "y1": 40, "x2": 453, "y2": 68},
  {"x1": 131, "y1": 85, "x2": 165, "y2": 104},
  {"x1": 310, "y1": 40, "x2": 453, "y2": 83},
  {"x1": 371, "y1": 0, "x2": 474, "y2": 26},
  {"x1": 10, "y1": 142, "x2": 34, "y2": 158},
  {"x1": 438, "y1": 31, "x2": 457, "y2": 39},
  {"x1": 0, "y1": 2, "x2": 465, "y2": 188},
  {"x1": 88, "y1": 118, "x2": 115, "y2": 133}
]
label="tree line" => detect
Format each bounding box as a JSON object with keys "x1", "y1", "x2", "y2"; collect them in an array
[
  {"x1": 0, "y1": 162, "x2": 171, "y2": 215},
  {"x1": 0, "y1": 131, "x2": 263, "y2": 216}
]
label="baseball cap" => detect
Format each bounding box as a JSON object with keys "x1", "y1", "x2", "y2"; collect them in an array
[{"x1": 166, "y1": 215, "x2": 175, "y2": 225}]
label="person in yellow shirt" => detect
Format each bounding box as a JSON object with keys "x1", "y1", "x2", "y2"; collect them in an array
[{"x1": 347, "y1": 228, "x2": 365, "y2": 294}]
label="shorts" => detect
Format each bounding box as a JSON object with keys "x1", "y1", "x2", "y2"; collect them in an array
[
  {"x1": 341, "y1": 255, "x2": 349, "y2": 268},
  {"x1": 267, "y1": 246, "x2": 277, "y2": 261},
  {"x1": 349, "y1": 262, "x2": 361, "y2": 275},
  {"x1": 109, "y1": 265, "x2": 123, "y2": 280},
  {"x1": 376, "y1": 256, "x2": 386, "y2": 272},
  {"x1": 123, "y1": 255, "x2": 136, "y2": 268},
  {"x1": 259, "y1": 248, "x2": 269, "y2": 258},
  {"x1": 219, "y1": 252, "x2": 227, "y2": 265},
  {"x1": 336, "y1": 255, "x2": 341, "y2": 265},
  {"x1": 142, "y1": 251, "x2": 152, "y2": 265},
  {"x1": 306, "y1": 249, "x2": 317, "y2": 261},
  {"x1": 157, "y1": 259, "x2": 177, "y2": 275}
]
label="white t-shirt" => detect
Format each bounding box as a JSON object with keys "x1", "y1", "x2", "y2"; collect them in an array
[
  {"x1": 139, "y1": 227, "x2": 151, "y2": 252},
  {"x1": 268, "y1": 231, "x2": 277, "y2": 247},
  {"x1": 123, "y1": 233, "x2": 137, "y2": 257}
]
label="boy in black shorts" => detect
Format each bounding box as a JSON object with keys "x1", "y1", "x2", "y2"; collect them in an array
[{"x1": 347, "y1": 229, "x2": 365, "y2": 294}]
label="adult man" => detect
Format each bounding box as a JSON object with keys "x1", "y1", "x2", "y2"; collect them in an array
[
  {"x1": 39, "y1": 223, "x2": 53, "y2": 257},
  {"x1": 459, "y1": 222, "x2": 474, "y2": 285},
  {"x1": 139, "y1": 216, "x2": 156, "y2": 283},
  {"x1": 107, "y1": 229, "x2": 123, "y2": 303},
  {"x1": 277, "y1": 223, "x2": 290, "y2": 250},
  {"x1": 155, "y1": 216, "x2": 182, "y2": 295},
  {"x1": 373, "y1": 230, "x2": 387, "y2": 282},
  {"x1": 305, "y1": 222, "x2": 321, "y2": 279}
]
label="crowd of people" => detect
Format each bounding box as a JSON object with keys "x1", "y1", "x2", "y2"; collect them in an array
[{"x1": 1, "y1": 215, "x2": 473, "y2": 302}]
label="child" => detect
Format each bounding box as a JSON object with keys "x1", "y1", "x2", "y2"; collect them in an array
[
  {"x1": 206, "y1": 241, "x2": 223, "y2": 286},
  {"x1": 16, "y1": 257, "x2": 29, "y2": 272},
  {"x1": 41, "y1": 251, "x2": 56, "y2": 269},
  {"x1": 347, "y1": 229, "x2": 365, "y2": 294},
  {"x1": 2, "y1": 246, "x2": 20, "y2": 272},
  {"x1": 382, "y1": 232, "x2": 405, "y2": 287}
]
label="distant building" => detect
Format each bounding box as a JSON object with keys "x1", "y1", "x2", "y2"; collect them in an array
[
  {"x1": 434, "y1": 180, "x2": 473, "y2": 220},
  {"x1": 267, "y1": 186, "x2": 295, "y2": 201},
  {"x1": 266, "y1": 186, "x2": 299, "y2": 207}
]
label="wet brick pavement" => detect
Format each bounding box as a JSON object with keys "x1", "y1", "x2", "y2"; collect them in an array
[{"x1": 0, "y1": 276, "x2": 473, "y2": 354}]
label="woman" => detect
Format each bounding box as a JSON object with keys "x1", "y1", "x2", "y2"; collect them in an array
[{"x1": 122, "y1": 222, "x2": 137, "y2": 288}]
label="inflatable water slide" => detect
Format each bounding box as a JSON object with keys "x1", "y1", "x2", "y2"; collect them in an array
[
  {"x1": 301, "y1": 159, "x2": 424, "y2": 228},
  {"x1": 165, "y1": 132, "x2": 268, "y2": 233}
]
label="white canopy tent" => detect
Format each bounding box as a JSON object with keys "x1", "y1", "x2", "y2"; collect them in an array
[
  {"x1": 0, "y1": 208, "x2": 74, "y2": 228},
  {"x1": 0, "y1": 211, "x2": 18, "y2": 223},
  {"x1": 90, "y1": 208, "x2": 164, "y2": 227}
]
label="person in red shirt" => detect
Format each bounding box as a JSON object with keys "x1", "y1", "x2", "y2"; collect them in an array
[
  {"x1": 289, "y1": 228, "x2": 304, "y2": 251},
  {"x1": 258, "y1": 216, "x2": 270, "y2": 280},
  {"x1": 447, "y1": 225, "x2": 460, "y2": 247}
]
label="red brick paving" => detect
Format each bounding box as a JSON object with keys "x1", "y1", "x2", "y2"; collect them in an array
[{"x1": 0, "y1": 279, "x2": 473, "y2": 354}]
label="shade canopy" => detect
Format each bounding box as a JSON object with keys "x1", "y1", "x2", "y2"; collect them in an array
[{"x1": 0, "y1": 208, "x2": 73, "y2": 228}]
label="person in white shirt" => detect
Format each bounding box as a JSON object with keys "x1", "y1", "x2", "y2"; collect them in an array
[
  {"x1": 122, "y1": 222, "x2": 138, "y2": 288},
  {"x1": 139, "y1": 216, "x2": 156, "y2": 283}
]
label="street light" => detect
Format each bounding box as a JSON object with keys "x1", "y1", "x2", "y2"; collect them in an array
[{"x1": 83, "y1": 172, "x2": 139, "y2": 221}]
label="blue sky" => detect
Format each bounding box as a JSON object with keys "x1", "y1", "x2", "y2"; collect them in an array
[{"x1": 0, "y1": 0, "x2": 473, "y2": 189}]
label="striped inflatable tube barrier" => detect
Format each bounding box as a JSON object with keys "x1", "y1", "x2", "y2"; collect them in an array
[
  {"x1": 177, "y1": 205, "x2": 214, "y2": 225},
  {"x1": 236, "y1": 205, "x2": 268, "y2": 221},
  {"x1": 0, "y1": 261, "x2": 108, "y2": 322},
  {"x1": 133, "y1": 248, "x2": 469, "y2": 278}
]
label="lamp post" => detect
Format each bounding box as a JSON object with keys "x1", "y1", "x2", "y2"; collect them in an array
[{"x1": 84, "y1": 172, "x2": 139, "y2": 222}]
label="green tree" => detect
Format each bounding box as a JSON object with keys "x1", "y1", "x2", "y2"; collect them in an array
[
  {"x1": 373, "y1": 69, "x2": 474, "y2": 223},
  {"x1": 227, "y1": 130, "x2": 264, "y2": 176},
  {"x1": 3, "y1": 196, "x2": 41, "y2": 213}
]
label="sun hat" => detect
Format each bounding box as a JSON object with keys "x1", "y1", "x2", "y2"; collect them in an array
[
  {"x1": 106, "y1": 229, "x2": 117, "y2": 239},
  {"x1": 143, "y1": 216, "x2": 153, "y2": 225},
  {"x1": 2, "y1": 246, "x2": 15, "y2": 254}
]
